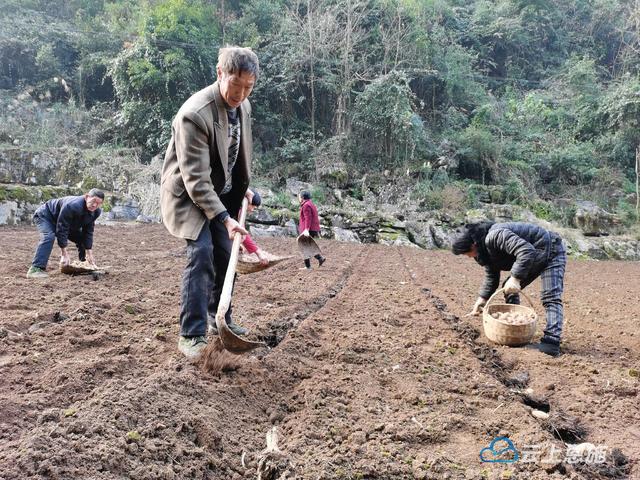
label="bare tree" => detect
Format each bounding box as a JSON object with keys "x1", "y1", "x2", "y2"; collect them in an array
[
  {"x1": 379, "y1": 1, "x2": 412, "y2": 74},
  {"x1": 636, "y1": 146, "x2": 640, "y2": 217},
  {"x1": 333, "y1": 0, "x2": 370, "y2": 136},
  {"x1": 283, "y1": 1, "x2": 342, "y2": 178},
  {"x1": 285, "y1": 0, "x2": 339, "y2": 142},
  {"x1": 614, "y1": 0, "x2": 640, "y2": 75},
  {"x1": 220, "y1": 0, "x2": 226, "y2": 44},
  {"x1": 307, "y1": 0, "x2": 317, "y2": 147}
]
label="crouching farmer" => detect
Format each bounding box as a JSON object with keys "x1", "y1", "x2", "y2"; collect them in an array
[
  {"x1": 451, "y1": 221, "x2": 566, "y2": 357},
  {"x1": 27, "y1": 189, "x2": 104, "y2": 278}
]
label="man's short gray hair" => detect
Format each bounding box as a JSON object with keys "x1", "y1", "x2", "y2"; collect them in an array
[
  {"x1": 87, "y1": 188, "x2": 105, "y2": 200},
  {"x1": 217, "y1": 46, "x2": 259, "y2": 79}
]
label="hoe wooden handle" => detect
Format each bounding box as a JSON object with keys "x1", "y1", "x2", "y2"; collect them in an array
[{"x1": 216, "y1": 197, "x2": 248, "y2": 315}]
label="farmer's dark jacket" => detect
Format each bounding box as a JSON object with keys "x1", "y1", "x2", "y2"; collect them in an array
[
  {"x1": 36, "y1": 196, "x2": 101, "y2": 249},
  {"x1": 477, "y1": 222, "x2": 559, "y2": 299}
]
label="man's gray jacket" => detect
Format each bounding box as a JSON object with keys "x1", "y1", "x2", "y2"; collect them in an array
[{"x1": 160, "y1": 81, "x2": 252, "y2": 240}]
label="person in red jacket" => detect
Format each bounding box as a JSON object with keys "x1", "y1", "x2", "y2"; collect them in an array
[{"x1": 298, "y1": 190, "x2": 326, "y2": 269}]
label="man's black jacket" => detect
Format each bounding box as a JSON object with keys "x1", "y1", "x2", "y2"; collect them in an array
[
  {"x1": 37, "y1": 196, "x2": 101, "y2": 249},
  {"x1": 477, "y1": 222, "x2": 557, "y2": 299}
]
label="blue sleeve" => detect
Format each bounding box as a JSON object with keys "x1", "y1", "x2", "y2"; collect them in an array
[
  {"x1": 55, "y1": 203, "x2": 74, "y2": 248},
  {"x1": 82, "y1": 209, "x2": 101, "y2": 249},
  {"x1": 83, "y1": 224, "x2": 94, "y2": 249},
  {"x1": 215, "y1": 211, "x2": 230, "y2": 223}
]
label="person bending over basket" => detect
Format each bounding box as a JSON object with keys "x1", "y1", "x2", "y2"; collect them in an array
[
  {"x1": 27, "y1": 189, "x2": 104, "y2": 278},
  {"x1": 451, "y1": 221, "x2": 566, "y2": 357}
]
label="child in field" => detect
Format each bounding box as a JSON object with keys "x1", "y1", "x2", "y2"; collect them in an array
[{"x1": 241, "y1": 191, "x2": 268, "y2": 265}]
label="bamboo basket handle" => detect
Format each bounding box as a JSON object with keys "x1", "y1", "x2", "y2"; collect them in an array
[{"x1": 484, "y1": 286, "x2": 536, "y2": 311}]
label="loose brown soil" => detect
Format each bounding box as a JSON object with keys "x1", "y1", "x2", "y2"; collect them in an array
[{"x1": 0, "y1": 224, "x2": 638, "y2": 479}]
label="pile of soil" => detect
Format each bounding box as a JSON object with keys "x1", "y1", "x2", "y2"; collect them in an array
[{"x1": 0, "y1": 224, "x2": 637, "y2": 479}]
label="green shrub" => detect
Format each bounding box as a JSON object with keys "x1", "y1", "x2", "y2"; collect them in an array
[
  {"x1": 310, "y1": 186, "x2": 326, "y2": 204},
  {"x1": 35, "y1": 43, "x2": 62, "y2": 78},
  {"x1": 81, "y1": 176, "x2": 99, "y2": 191},
  {"x1": 527, "y1": 200, "x2": 563, "y2": 222},
  {"x1": 502, "y1": 178, "x2": 528, "y2": 204},
  {"x1": 349, "y1": 184, "x2": 364, "y2": 201},
  {"x1": 269, "y1": 190, "x2": 292, "y2": 208},
  {"x1": 616, "y1": 198, "x2": 639, "y2": 226},
  {"x1": 109, "y1": 0, "x2": 220, "y2": 153},
  {"x1": 101, "y1": 198, "x2": 112, "y2": 213}
]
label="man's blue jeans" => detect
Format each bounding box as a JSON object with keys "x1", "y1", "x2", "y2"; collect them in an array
[
  {"x1": 31, "y1": 214, "x2": 86, "y2": 269},
  {"x1": 179, "y1": 219, "x2": 235, "y2": 337}
]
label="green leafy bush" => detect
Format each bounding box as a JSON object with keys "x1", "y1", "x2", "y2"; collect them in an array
[{"x1": 109, "y1": 0, "x2": 220, "y2": 154}]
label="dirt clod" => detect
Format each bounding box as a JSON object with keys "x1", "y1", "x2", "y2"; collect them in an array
[{"x1": 199, "y1": 338, "x2": 240, "y2": 375}]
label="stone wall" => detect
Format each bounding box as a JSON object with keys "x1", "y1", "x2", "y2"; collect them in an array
[
  {"x1": 0, "y1": 145, "x2": 159, "y2": 225},
  {"x1": 0, "y1": 184, "x2": 81, "y2": 225},
  {"x1": 2, "y1": 154, "x2": 639, "y2": 261}
]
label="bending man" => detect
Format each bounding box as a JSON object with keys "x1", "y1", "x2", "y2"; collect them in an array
[
  {"x1": 451, "y1": 221, "x2": 566, "y2": 357},
  {"x1": 27, "y1": 189, "x2": 104, "y2": 278}
]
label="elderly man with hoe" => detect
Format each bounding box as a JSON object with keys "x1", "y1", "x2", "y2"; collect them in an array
[
  {"x1": 451, "y1": 221, "x2": 567, "y2": 357},
  {"x1": 160, "y1": 46, "x2": 260, "y2": 361},
  {"x1": 27, "y1": 189, "x2": 104, "y2": 279}
]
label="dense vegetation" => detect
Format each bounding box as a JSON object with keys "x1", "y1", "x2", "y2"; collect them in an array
[{"x1": 1, "y1": 0, "x2": 640, "y2": 223}]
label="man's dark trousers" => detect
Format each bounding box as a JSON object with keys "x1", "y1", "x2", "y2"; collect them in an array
[
  {"x1": 303, "y1": 230, "x2": 323, "y2": 268},
  {"x1": 32, "y1": 213, "x2": 86, "y2": 269},
  {"x1": 179, "y1": 218, "x2": 235, "y2": 337}
]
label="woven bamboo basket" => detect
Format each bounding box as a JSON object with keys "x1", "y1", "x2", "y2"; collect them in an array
[
  {"x1": 296, "y1": 234, "x2": 322, "y2": 260},
  {"x1": 60, "y1": 260, "x2": 100, "y2": 275},
  {"x1": 236, "y1": 253, "x2": 292, "y2": 275},
  {"x1": 482, "y1": 288, "x2": 537, "y2": 346}
]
